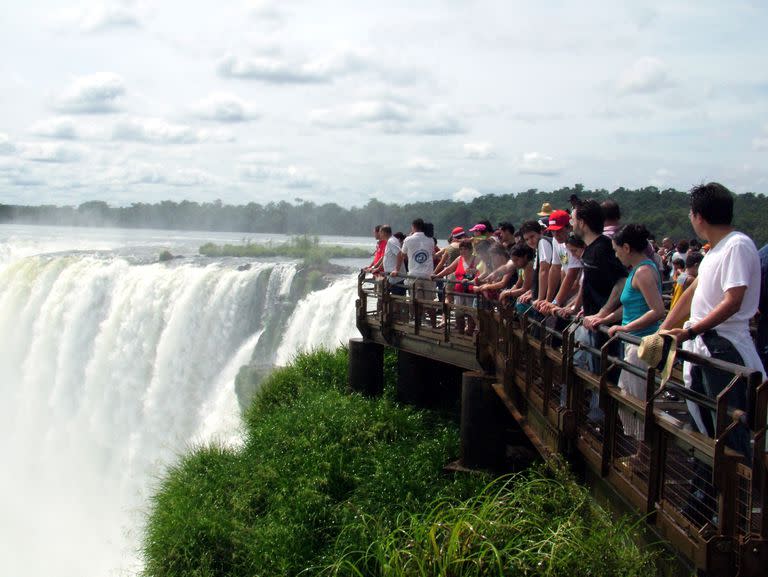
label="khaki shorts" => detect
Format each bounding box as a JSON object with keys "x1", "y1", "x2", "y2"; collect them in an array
[{"x1": 407, "y1": 278, "x2": 436, "y2": 302}]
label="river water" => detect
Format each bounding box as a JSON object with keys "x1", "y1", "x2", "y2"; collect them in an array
[{"x1": 0, "y1": 224, "x2": 364, "y2": 577}]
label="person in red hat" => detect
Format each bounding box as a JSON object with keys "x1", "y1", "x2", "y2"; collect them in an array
[
  {"x1": 433, "y1": 226, "x2": 466, "y2": 276},
  {"x1": 534, "y1": 209, "x2": 582, "y2": 315}
]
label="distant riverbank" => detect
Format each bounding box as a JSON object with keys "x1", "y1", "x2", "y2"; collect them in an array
[{"x1": 200, "y1": 234, "x2": 370, "y2": 267}]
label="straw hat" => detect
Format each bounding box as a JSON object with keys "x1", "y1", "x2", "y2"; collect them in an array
[
  {"x1": 637, "y1": 331, "x2": 677, "y2": 386},
  {"x1": 537, "y1": 202, "x2": 554, "y2": 217}
]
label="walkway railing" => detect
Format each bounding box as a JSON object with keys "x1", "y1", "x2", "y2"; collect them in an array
[{"x1": 356, "y1": 270, "x2": 768, "y2": 577}]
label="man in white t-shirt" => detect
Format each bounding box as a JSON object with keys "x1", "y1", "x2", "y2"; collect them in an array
[
  {"x1": 516, "y1": 220, "x2": 552, "y2": 306},
  {"x1": 391, "y1": 218, "x2": 436, "y2": 320},
  {"x1": 661, "y1": 182, "x2": 765, "y2": 455},
  {"x1": 534, "y1": 210, "x2": 583, "y2": 315},
  {"x1": 379, "y1": 225, "x2": 406, "y2": 296}
]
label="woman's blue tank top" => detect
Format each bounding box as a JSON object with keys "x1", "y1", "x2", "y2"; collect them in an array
[{"x1": 620, "y1": 259, "x2": 662, "y2": 337}]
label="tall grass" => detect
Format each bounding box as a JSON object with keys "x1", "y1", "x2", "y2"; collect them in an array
[
  {"x1": 322, "y1": 464, "x2": 655, "y2": 577},
  {"x1": 142, "y1": 348, "x2": 657, "y2": 577}
]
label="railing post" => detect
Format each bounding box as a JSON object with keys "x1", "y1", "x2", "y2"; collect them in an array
[
  {"x1": 443, "y1": 297, "x2": 450, "y2": 342},
  {"x1": 348, "y1": 338, "x2": 384, "y2": 397},
  {"x1": 599, "y1": 335, "x2": 618, "y2": 477},
  {"x1": 643, "y1": 366, "x2": 662, "y2": 519},
  {"x1": 460, "y1": 371, "x2": 506, "y2": 470}
]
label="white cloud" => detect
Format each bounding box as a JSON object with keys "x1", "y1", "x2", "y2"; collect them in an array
[
  {"x1": 244, "y1": 0, "x2": 282, "y2": 20},
  {"x1": 310, "y1": 99, "x2": 463, "y2": 135},
  {"x1": 518, "y1": 152, "x2": 562, "y2": 176},
  {"x1": 417, "y1": 114, "x2": 464, "y2": 135},
  {"x1": 239, "y1": 162, "x2": 319, "y2": 189},
  {"x1": 171, "y1": 168, "x2": 214, "y2": 187},
  {"x1": 112, "y1": 117, "x2": 202, "y2": 143},
  {"x1": 453, "y1": 187, "x2": 481, "y2": 202},
  {"x1": 101, "y1": 163, "x2": 215, "y2": 187},
  {"x1": 51, "y1": 2, "x2": 141, "y2": 33},
  {"x1": 617, "y1": 57, "x2": 672, "y2": 95},
  {"x1": 0, "y1": 159, "x2": 46, "y2": 186},
  {"x1": 754, "y1": 125, "x2": 768, "y2": 151},
  {"x1": 754, "y1": 137, "x2": 768, "y2": 151},
  {"x1": 29, "y1": 117, "x2": 78, "y2": 139},
  {"x1": 191, "y1": 93, "x2": 254, "y2": 123},
  {"x1": 217, "y1": 51, "x2": 358, "y2": 84},
  {"x1": 463, "y1": 142, "x2": 494, "y2": 159},
  {"x1": 0, "y1": 133, "x2": 16, "y2": 155},
  {"x1": 20, "y1": 142, "x2": 86, "y2": 163},
  {"x1": 650, "y1": 167, "x2": 675, "y2": 188},
  {"x1": 55, "y1": 72, "x2": 126, "y2": 113},
  {"x1": 406, "y1": 157, "x2": 438, "y2": 172}
]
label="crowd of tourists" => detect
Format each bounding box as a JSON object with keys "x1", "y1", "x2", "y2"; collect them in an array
[{"x1": 363, "y1": 182, "x2": 768, "y2": 457}]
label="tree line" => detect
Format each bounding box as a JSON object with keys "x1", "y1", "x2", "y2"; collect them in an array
[{"x1": 3, "y1": 184, "x2": 768, "y2": 246}]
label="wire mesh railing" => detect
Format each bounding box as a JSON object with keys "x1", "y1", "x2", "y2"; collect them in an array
[{"x1": 356, "y1": 271, "x2": 768, "y2": 576}]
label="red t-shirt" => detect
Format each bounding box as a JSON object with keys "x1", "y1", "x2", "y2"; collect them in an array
[{"x1": 372, "y1": 239, "x2": 386, "y2": 264}]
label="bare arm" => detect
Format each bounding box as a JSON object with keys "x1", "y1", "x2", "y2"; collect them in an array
[
  {"x1": 660, "y1": 276, "x2": 698, "y2": 329},
  {"x1": 664, "y1": 281, "x2": 747, "y2": 343},
  {"x1": 433, "y1": 249, "x2": 451, "y2": 275},
  {"x1": 537, "y1": 261, "x2": 551, "y2": 301},
  {"x1": 553, "y1": 267, "x2": 580, "y2": 306},
  {"x1": 544, "y1": 263, "x2": 561, "y2": 302},
  {"x1": 583, "y1": 277, "x2": 627, "y2": 330},
  {"x1": 433, "y1": 256, "x2": 461, "y2": 278},
  {"x1": 596, "y1": 277, "x2": 627, "y2": 317},
  {"x1": 391, "y1": 251, "x2": 406, "y2": 276},
  {"x1": 477, "y1": 269, "x2": 515, "y2": 292},
  {"x1": 614, "y1": 268, "x2": 664, "y2": 334}
]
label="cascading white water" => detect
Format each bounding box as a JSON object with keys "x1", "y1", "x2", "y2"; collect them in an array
[
  {"x1": 275, "y1": 275, "x2": 361, "y2": 366},
  {"x1": 0, "y1": 248, "x2": 316, "y2": 577}
]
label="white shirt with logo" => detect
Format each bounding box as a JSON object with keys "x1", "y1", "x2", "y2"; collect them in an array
[{"x1": 401, "y1": 232, "x2": 434, "y2": 278}]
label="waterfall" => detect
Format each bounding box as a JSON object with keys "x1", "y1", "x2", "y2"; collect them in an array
[
  {"x1": 0, "y1": 252, "x2": 301, "y2": 577},
  {"x1": 275, "y1": 274, "x2": 361, "y2": 366}
]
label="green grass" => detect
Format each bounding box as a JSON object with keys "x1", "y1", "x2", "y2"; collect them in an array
[
  {"x1": 322, "y1": 464, "x2": 656, "y2": 577},
  {"x1": 199, "y1": 235, "x2": 370, "y2": 263},
  {"x1": 142, "y1": 348, "x2": 657, "y2": 577}
]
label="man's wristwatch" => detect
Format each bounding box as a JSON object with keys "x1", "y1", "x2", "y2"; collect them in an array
[{"x1": 687, "y1": 326, "x2": 698, "y2": 340}]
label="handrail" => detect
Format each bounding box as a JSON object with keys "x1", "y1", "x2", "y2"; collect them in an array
[{"x1": 356, "y1": 269, "x2": 768, "y2": 577}]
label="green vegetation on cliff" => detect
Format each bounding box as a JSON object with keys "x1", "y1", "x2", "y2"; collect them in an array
[{"x1": 142, "y1": 348, "x2": 656, "y2": 577}]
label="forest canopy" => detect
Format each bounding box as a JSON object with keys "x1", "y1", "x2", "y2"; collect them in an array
[{"x1": 3, "y1": 184, "x2": 768, "y2": 245}]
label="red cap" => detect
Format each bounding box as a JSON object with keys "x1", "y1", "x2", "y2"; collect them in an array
[
  {"x1": 546, "y1": 210, "x2": 571, "y2": 231},
  {"x1": 451, "y1": 226, "x2": 466, "y2": 237}
]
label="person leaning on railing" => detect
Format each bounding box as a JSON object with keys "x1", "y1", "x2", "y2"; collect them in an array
[
  {"x1": 432, "y1": 239, "x2": 477, "y2": 335},
  {"x1": 364, "y1": 224, "x2": 385, "y2": 273},
  {"x1": 514, "y1": 221, "x2": 552, "y2": 315},
  {"x1": 587, "y1": 224, "x2": 666, "y2": 442},
  {"x1": 660, "y1": 183, "x2": 766, "y2": 456},
  {"x1": 499, "y1": 243, "x2": 535, "y2": 305},
  {"x1": 534, "y1": 210, "x2": 582, "y2": 317},
  {"x1": 475, "y1": 244, "x2": 517, "y2": 304}
]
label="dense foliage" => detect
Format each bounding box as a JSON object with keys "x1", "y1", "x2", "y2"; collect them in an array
[
  {"x1": 4, "y1": 184, "x2": 768, "y2": 245},
  {"x1": 142, "y1": 348, "x2": 656, "y2": 577}
]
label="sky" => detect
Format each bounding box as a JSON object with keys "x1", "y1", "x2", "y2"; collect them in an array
[{"x1": 0, "y1": 0, "x2": 767, "y2": 208}]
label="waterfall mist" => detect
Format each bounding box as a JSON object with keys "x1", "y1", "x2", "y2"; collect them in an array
[{"x1": 0, "y1": 238, "x2": 358, "y2": 577}]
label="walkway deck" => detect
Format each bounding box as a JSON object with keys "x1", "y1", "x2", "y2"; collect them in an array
[{"x1": 355, "y1": 272, "x2": 768, "y2": 577}]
